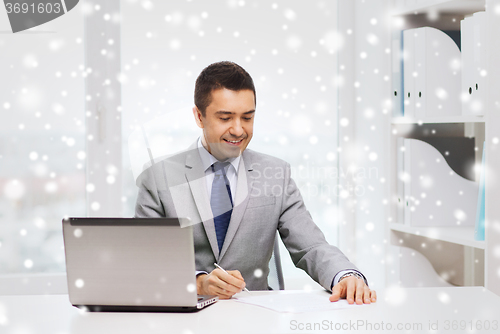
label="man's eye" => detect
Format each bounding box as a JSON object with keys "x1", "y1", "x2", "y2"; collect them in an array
[
  {"x1": 243, "y1": 117, "x2": 253, "y2": 121},
  {"x1": 220, "y1": 118, "x2": 230, "y2": 121}
]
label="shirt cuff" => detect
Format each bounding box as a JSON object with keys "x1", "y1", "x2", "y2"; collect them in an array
[
  {"x1": 331, "y1": 269, "x2": 368, "y2": 289},
  {"x1": 196, "y1": 270, "x2": 208, "y2": 277}
]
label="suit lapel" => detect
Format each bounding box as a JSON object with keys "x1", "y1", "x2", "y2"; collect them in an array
[
  {"x1": 219, "y1": 150, "x2": 254, "y2": 261},
  {"x1": 184, "y1": 143, "x2": 220, "y2": 259}
]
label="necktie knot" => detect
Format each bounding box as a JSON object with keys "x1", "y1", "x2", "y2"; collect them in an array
[{"x1": 212, "y1": 161, "x2": 230, "y2": 175}]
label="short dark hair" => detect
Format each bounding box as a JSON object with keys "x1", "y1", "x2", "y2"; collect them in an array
[{"x1": 194, "y1": 61, "x2": 256, "y2": 116}]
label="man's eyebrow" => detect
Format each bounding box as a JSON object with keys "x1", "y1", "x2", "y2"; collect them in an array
[{"x1": 214, "y1": 110, "x2": 256, "y2": 115}]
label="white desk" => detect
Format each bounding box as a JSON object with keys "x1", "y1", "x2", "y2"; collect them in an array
[{"x1": 0, "y1": 287, "x2": 499, "y2": 334}]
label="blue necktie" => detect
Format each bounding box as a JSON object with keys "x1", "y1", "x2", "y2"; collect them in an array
[{"x1": 210, "y1": 161, "x2": 233, "y2": 252}]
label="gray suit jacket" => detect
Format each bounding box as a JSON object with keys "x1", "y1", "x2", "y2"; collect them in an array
[{"x1": 135, "y1": 141, "x2": 359, "y2": 291}]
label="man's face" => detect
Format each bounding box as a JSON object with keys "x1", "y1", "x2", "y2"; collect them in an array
[{"x1": 193, "y1": 88, "x2": 255, "y2": 161}]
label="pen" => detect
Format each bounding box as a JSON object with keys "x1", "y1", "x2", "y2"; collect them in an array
[{"x1": 214, "y1": 263, "x2": 251, "y2": 293}]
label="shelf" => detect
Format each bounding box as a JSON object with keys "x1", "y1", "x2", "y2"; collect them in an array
[
  {"x1": 392, "y1": 115, "x2": 485, "y2": 124},
  {"x1": 391, "y1": 0, "x2": 485, "y2": 16},
  {"x1": 390, "y1": 223, "x2": 485, "y2": 249}
]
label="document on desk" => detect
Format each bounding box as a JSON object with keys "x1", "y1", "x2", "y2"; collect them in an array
[{"x1": 234, "y1": 291, "x2": 363, "y2": 313}]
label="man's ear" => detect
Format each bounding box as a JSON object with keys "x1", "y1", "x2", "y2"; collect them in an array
[{"x1": 193, "y1": 106, "x2": 204, "y2": 129}]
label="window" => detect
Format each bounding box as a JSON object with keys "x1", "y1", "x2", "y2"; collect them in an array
[{"x1": 0, "y1": 7, "x2": 85, "y2": 274}]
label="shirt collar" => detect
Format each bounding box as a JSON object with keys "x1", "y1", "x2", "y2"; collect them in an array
[{"x1": 197, "y1": 137, "x2": 241, "y2": 174}]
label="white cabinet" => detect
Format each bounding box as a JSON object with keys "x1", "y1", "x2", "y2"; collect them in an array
[{"x1": 386, "y1": 0, "x2": 500, "y2": 295}]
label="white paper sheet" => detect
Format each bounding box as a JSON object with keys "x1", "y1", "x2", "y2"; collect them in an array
[{"x1": 234, "y1": 291, "x2": 367, "y2": 313}]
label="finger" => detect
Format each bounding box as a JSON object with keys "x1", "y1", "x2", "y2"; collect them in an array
[
  {"x1": 216, "y1": 276, "x2": 243, "y2": 294},
  {"x1": 206, "y1": 273, "x2": 236, "y2": 298},
  {"x1": 208, "y1": 269, "x2": 241, "y2": 296},
  {"x1": 208, "y1": 285, "x2": 233, "y2": 299},
  {"x1": 345, "y1": 278, "x2": 355, "y2": 304},
  {"x1": 228, "y1": 270, "x2": 244, "y2": 280},
  {"x1": 363, "y1": 286, "x2": 372, "y2": 304},
  {"x1": 210, "y1": 271, "x2": 244, "y2": 294},
  {"x1": 217, "y1": 270, "x2": 245, "y2": 291},
  {"x1": 371, "y1": 290, "x2": 377, "y2": 302},
  {"x1": 355, "y1": 279, "x2": 365, "y2": 305},
  {"x1": 329, "y1": 284, "x2": 343, "y2": 302},
  {"x1": 228, "y1": 270, "x2": 246, "y2": 290}
]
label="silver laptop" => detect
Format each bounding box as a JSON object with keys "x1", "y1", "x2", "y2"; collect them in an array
[{"x1": 62, "y1": 217, "x2": 218, "y2": 312}]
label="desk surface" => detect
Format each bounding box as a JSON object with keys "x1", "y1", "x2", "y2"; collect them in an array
[{"x1": 0, "y1": 287, "x2": 499, "y2": 334}]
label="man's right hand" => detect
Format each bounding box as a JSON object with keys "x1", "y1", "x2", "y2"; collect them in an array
[{"x1": 196, "y1": 268, "x2": 246, "y2": 299}]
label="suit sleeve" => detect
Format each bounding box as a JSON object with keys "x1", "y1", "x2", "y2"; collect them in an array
[
  {"x1": 134, "y1": 164, "x2": 167, "y2": 218},
  {"x1": 277, "y1": 163, "x2": 362, "y2": 291}
]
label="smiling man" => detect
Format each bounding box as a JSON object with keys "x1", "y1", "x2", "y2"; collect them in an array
[{"x1": 135, "y1": 61, "x2": 376, "y2": 304}]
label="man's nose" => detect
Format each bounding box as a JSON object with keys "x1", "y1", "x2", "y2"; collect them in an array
[{"x1": 229, "y1": 119, "x2": 244, "y2": 137}]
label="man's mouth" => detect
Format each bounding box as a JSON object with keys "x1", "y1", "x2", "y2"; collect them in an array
[{"x1": 223, "y1": 138, "x2": 244, "y2": 146}]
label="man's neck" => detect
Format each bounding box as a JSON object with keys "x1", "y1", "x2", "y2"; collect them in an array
[{"x1": 200, "y1": 133, "x2": 211, "y2": 155}]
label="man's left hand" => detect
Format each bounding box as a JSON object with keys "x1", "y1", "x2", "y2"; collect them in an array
[{"x1": 329, "y1": 276, "x2": 376, "y2": 304}]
